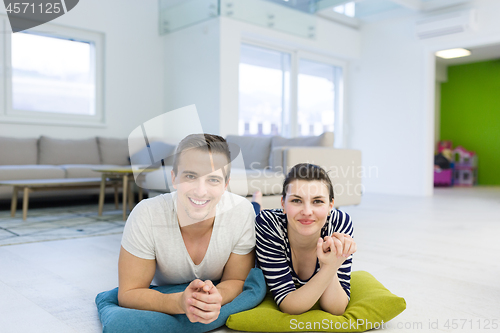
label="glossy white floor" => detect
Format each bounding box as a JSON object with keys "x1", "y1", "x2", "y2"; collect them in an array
[{"x1": 0, "y1": 187, "x2": 499, "y2": 333}]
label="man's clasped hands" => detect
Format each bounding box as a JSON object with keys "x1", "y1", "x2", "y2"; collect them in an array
[{"x1": 181, "y1": 280, "x2": 223, "y2": 324}]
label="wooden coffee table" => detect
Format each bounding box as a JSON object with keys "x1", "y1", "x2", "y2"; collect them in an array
[
  {"x1": 93, "y1": 167, "x2": 152, "y2": 220},
  {"x1": 0, "y1": 178, "x2": 118, "y2": 221}
]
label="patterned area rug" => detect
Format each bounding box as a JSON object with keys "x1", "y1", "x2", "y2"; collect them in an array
[{"x1": 0, "y1": 204, "x2": 125, "y2": 246}]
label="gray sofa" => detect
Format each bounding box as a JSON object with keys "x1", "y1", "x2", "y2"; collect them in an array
[
  {"x1": 0, "y1": 136, "x2": 130, "y2": 200},
  {"x1": 0, "y1": 133, "x2": 362, "y2": 208},
  {"x1": 145, "y1": 132, "x2": 362, "y2": 208}
]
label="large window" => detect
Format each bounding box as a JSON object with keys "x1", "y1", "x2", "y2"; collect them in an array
[
  {"x1": 298, "y1": 59, "x2": 341, "y2": 136},
  {"x1": 12, "y1": 33, "x2": 95, "y2": 115},
  {"x1": 0, "y1": 17, "x2": 104, "y2": 126},
  {"x1": 239, "y1": 44, "x2": 290, "y2": 136},
  {"x1": 239, "y1": 43, "x2": 343, "y2": 140}
]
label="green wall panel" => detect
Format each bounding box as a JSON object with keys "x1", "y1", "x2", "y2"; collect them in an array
[{"x1": 440, "y1": 60, "x2": 500, "y2": 185}]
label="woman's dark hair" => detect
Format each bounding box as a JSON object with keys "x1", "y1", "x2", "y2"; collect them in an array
[{"x1": 282, "y1": 163, "x2": 334, "y2": 202}]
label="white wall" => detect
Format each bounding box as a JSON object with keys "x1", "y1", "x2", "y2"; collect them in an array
[
  {"x1": 434, "y1": 82, "x2": 441, "y2": 149},
  {"x1": 349, "y1": 15, "x2": 427, "y2": 196},
  {"x1": 348, "y1": 0, "x2": 500, "y2": 196},
  {"x1": 0, "y1": 0, "x2": 164, "y2": 139},
  {"x1": 162, "y1": 19, "x2": 221, "y2": 134},
  {"x1": 434, "y1": 62, "x2": 447, "y2": 148}
]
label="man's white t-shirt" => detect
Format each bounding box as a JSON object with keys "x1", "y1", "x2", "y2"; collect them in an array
[{"x1": 121, "y1": 191, "x2": 256, "y2": 286}]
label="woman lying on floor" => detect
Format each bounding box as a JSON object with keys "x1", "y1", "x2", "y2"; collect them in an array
[{"x1": 254, "y1": 163, "x2": 356, "y2": 315}]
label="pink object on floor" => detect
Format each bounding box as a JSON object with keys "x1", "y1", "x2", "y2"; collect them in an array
[{"x1": 434, "y1": 168, "x2": 453, "y2": 187}]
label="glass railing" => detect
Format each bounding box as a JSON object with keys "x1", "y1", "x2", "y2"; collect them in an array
[
  {"x1": 159, "y1": 0, "x2": 218, "y2": 34},
  {"x1": 220, "y1": 0, "x2": 316, "y2": 38},
  {"x1": 159, "y1": 0, "x2": 317, "y2": 39}
]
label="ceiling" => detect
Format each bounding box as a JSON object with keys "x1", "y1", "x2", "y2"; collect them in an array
[
  {"x1": 161, "y1": 0, "x2": 500, "y2": 67},
  {"x1": 436, "y1": 44, "x2": 500, "y2": 67},
  {"x1": 264, "y1": 0, "x2": 500, "y2": 67},
  {"x1": 263, "y1": 0, "x2": 474, "y2": 19}
]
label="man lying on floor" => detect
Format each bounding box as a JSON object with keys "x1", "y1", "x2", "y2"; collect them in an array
[{"x1": 117, "y1": 133, "x2": 256, "y2": 324}]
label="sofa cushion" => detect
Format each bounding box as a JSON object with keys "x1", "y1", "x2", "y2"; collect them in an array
[
  {"x1": 145, "y1": 167, "x2": 284, "y2": 197},
  {"x1": 228, "y1": 168, "x2": 284, "y2": 196},
  {"x1": 143, "y1": 165, "x2": 174, "y2": 191},
  {"x1": 270, "y1": 132, "x2": 334, "y2": 168},
  {"x1": 226, "y1": 135, "x2": 272, "y2": 170},
  {"x1": 39, "y1": 136, "x2": 101, "y2": 165},
  {"x1": 0, "y1": 137, "x2": 38, "y2": 165},
  {"x1": 130, "y1": 142, "x2": 177, "y2": 168},
  {"x1": 98, "y1": 137, "x2": 130, "y2": 165},
  {"x1": 60, "y1": 165, "x2": 121, "y2": 178},
  {"x1": 226, "y1": 168, "x2": 250, "y2": 196},
  {"x1": 271, "y1": 132, "x2": 333, "y2": 150},
  {"x1": 0, "y1": 165, "x2": 66, "y2": 180}
]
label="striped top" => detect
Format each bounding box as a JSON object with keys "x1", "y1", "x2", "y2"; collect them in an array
[{"x1": 255, "y1": 208, "x2": 353, "y2": 306}]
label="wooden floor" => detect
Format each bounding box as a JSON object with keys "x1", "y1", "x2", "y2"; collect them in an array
[{"x1": 0, "y1": 187, "x2": 499, "y2": 332}]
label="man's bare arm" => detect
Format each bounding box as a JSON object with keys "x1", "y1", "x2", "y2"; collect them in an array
[
  {"x1": 117, "y1": 246, "x2": 185, "y2": 314},
  {"x1": 217, "y1": 250, "x2": 255, "y2": 305}
]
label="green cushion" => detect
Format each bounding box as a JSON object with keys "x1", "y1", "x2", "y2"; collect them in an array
[{"x1": 226, "y1": 271, "x2": 406, "y2": 332}]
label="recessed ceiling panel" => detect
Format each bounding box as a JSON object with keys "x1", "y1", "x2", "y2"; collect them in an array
[{"x1": 436, "y1": 44, "x2": 500, "y2": 66}]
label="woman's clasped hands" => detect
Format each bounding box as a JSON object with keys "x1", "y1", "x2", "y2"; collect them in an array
[{"x1": 317, "y1": 232, "x2": 357, "y2": 270}]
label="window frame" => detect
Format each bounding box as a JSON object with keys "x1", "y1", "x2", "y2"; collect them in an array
[
  {"x1": 239, "y1": 39, "x2": 346, "y2": 147},
  {"x1": 296, "y1": 50, "x2": 346, "y2": 148},
  {"x1": 239, "y1": 41, "x2": 292, "y2": 136},
  {"x1": 0, "y1": 15, "x2": 105, "y2": 127}
]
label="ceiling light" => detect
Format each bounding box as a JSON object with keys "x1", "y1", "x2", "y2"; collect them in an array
[{"x1": 435, "y1": 48, "x2": 471, "y2": 59}]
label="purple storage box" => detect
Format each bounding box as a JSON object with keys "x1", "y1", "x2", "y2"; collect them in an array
[{"x1": 434, "y1": 168, "x2": 453, "y2": 186}]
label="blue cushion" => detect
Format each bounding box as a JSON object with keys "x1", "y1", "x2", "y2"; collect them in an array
[{"x1": 95, "y1": 268, "x2": 266, "y2": 333}]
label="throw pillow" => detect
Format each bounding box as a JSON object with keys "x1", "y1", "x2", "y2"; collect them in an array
[
  {"x1": 97, "y1": 137, "x2": 130, "y2": 165},
  {"x1": 129, "y1": 141, "x2": 177, "y2": 168},
  {"x1": 95, "y1": 268, "x2": 267, "y2": 333},
  {"x1": 226, "y1": 270, "x2": 406, "y2": 332},
  {"x1": 0, "y1": 137, "x2": 38, "y2": 165},
  {"x1": 226, "y1": 135, "x2": 272, "y2": 170},
  {"x1": 269, "y1": 132, "x2": 333, "y2": 168},
  {"x1": 38, "y1": 136, "x2": 101, "y2": 165}
]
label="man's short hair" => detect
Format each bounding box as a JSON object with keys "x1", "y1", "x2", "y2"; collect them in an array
[{"x1": 172, "y1": 134, "x2": 231, "y2": 182}]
